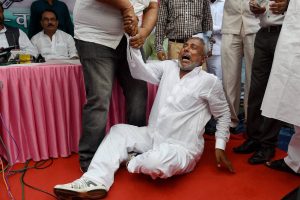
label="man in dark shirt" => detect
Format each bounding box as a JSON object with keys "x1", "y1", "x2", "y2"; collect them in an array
[
  {"x1": 28, "y1": 0, "x2": 74, "y2": 38},
  {"x1": 155, "y1": 0, "x2": 213, "y2": 61}
]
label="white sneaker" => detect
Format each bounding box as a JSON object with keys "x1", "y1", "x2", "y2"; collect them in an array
[{"x1": 54, "y1": 177, "x2": 107, "y2": 199}]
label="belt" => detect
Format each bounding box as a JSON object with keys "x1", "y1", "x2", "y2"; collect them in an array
[
  {"x1": 261, "y1": 25, "x2": 282, "y2": 33},
  {"x1": 169, "y1": 38, "x2": 187, "y2": 43}
]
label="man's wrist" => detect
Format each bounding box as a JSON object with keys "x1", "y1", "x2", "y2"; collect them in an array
[{"x1": 121, "y1": 5, "x2": 134, "y2": 16}]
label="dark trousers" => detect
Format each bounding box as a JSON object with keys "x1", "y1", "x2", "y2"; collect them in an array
[
  {"x1": 247, "y1": 28, "x2": 283, "y2": 148},
  {"x1": 76, "y1": 36, "x2": 147, "y2": 169}
]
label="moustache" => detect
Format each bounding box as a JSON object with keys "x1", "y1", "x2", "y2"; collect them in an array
[{"x1": 47, "y1": 24, "x2": 55, "y2": 27}]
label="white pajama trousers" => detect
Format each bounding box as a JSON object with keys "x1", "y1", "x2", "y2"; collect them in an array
[
  {"x1": 285, "y1": 125, "x2": 300, "y2": 173},
  {"x1": 83, "y1": 124, "x2": 198, "y2": 190}
]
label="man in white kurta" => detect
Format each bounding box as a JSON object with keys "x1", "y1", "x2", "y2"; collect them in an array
[
  {"x1": 261, "y1": 0, "x2": 300, "y2": 175},
  {"x1": 54, "y1": 37, "x2": 234, "y2": 199},
  {"x1": 31, "y1": 9, "x2": 77, "y2": 61}
]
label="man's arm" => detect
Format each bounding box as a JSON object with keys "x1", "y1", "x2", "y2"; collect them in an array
[
  {"x1": 67, "y1": 35, "x2": 78, "y2": 59},
  {"x1": 155, "y1": 0, "x2": 168, "y2": 60},
  {"x1": 128, "y1": 1, "x2": 158, "y2": 48},
  {"x1": 96, "y1": 0, "x2": 138, "y2": 36},
  {"x1": 19, "y1": 29, "x2": 38, "y2": 58},
  {"x1": 127, "y1": 37, "x2": 165, "y2": 85},
  {"x1": 207, "y1": 79, "x2": 235, "y2": 173}
]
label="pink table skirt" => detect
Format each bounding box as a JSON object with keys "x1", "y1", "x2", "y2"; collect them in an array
[{"x1": 0, "y1": 62, "x2": 157, "y2": 165}]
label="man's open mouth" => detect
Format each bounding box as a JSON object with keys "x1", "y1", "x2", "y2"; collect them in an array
[{"x1": 181, "y1": 53, "x2": 191, "y2": 61}]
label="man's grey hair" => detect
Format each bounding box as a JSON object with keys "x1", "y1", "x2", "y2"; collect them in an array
[{"x1": 189, "y1": 37, "x2": 205, "y2": 46}]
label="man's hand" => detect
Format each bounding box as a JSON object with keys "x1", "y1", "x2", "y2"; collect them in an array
[
  {"x1": 269, "y1": 0, "x2": 289, "y2": 14},
  {"x1": 122, "y1": 6, "x2": 138, "y2": 36},
  {"x1": 249, "y1": 0, "x2": 266, "y2": 14},
  {"x1": 129, "y1": 28, "x2": 147, "y2": 48},
  {"x1": 215, "y1": 148, "x2": 235, "y2": 173},
  {"x1": 157, "y1": 51, "x2": 167, "y2": 61}
]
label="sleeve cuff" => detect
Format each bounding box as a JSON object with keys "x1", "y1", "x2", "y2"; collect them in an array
[{"x1": 215, "y1": 138, "x2": 226, "y2": 150}]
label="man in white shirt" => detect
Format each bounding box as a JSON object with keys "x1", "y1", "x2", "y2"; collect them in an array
[
  {"x1": 221, "y1": 0, "x2": 260, "y2": 133},
  {"x1": 234, "y1": 0, "x2": 285, "y2": 165},
  {"x1": 73, "y1": 0, "x2": 158, "y2": 173},
  {"x1": 31, "y1": 9, "x2": 78, "y2": 61},
  {"x1": 0, "y1": 2, "x2": 37, "y2": 61},
  {"x1": 54, "y1": 37, "x2": 234, "y2": 199}
]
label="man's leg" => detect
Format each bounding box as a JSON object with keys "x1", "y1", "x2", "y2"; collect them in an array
[
  {"x1": 221, "y1": 33, "x2": 243, "y2": 129},
  {"x1": 127, "y1": 143, "x2": 197, "y2": 179},
  {"x1": 285, "y1": 125, "x2": 300, "y2": 173},
  {"x1": 76, "y1": 40, "x2": 116, "y2": 171},
  {"x1": 242, "y1": 33, "x2": 256, "y2": 123},
  {"x1": 54, "y1": 124, "x2": 153, "y2": 199},
  {"x1": 246, "y1": 29, "x2": 282, "y2": 164},
  {"x1": 116, "y1": 36, "x2": 147, "y2": 127},
  {"x1": 84, "y1": 125, "x2": 153, "y2": 189}
]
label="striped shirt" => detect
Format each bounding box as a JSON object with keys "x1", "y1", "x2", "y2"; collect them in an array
[{"x1": 155, "y1": 0, "x2": 213, "y2": 52}]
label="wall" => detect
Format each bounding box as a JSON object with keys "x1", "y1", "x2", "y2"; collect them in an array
[{"x1": 1, "y1": 0, "x2": 75, "y2": 33}]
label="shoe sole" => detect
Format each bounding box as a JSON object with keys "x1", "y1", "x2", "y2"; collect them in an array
[{"x1": 54, "y1": 188, "x2": 107, "y2": 200}]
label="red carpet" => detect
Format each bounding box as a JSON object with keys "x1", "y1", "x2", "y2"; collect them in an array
[{"x1": 1, "y1": 134, "x2": 300, "y2": 200}]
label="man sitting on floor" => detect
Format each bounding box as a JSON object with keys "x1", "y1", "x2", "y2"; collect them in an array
[
  {"x1": 53, "y1": 37, "x2": 234, "y2": 199},
  {"x1": 0, "y1": 2, "x2": 37, "y2": 60},
  {"x1": 31, "y1": 9, "x2": 78, "y2": 61}
]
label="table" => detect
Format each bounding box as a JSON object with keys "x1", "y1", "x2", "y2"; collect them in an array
[
  {"x1": 0, "y1": 60, "x2": 157, "y2": 165},
  {"x1": 0, "y1": 60, "x2": 86, "y2": 165}
]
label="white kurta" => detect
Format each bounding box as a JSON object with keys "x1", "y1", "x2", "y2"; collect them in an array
[
  {"x1": 261, "y1": 0, "x2": 300, "y2": 173},
  {"x1": 83, "y1": 39, "x2": 231, "y2": 190},
  {"x1": 31, "y1": 30, "x2": 78, "y2": 61},
  {"x1": 261, "y1": 0, "x2": 300, "y2": 127}
]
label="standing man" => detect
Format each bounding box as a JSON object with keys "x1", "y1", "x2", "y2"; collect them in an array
[
  {"x1": 73, "y1": 0, "x2": 158, "y2": 172},
  {"x1": 221, "y1": 0, "x2": 259, "y2": 132},
  {"x1": 262, "y1": 0, "x2": 299, "y2": 175},
  {"x1": 31, "y1": 9, "x2": 78, "y2": 60},
  {"x1": 234, "y1": 0, "x2": 286, "y2": 164},
  {"x1": 155, "y1": 0, "x2": 213, "y2": 61}
]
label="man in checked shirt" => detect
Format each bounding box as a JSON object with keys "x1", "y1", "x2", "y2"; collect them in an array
[{"x1": 155, "y1": 0, "x2": 213, "y2": 61}]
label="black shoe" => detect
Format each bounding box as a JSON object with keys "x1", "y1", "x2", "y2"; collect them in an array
[
  {"x1": 248, "y1": 147, "x2": 275, "y2": 165},
  {"x1": 233, "y1": 139, "x2": 260, "y2": 154},
  {"x1": 266, "y1": 159, "x2": 299, "y2": 175}
]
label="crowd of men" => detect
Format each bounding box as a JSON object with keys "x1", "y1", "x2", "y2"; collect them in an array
[{"x1": 0, "y1": 0, "x2": 299, "y2": 199}]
